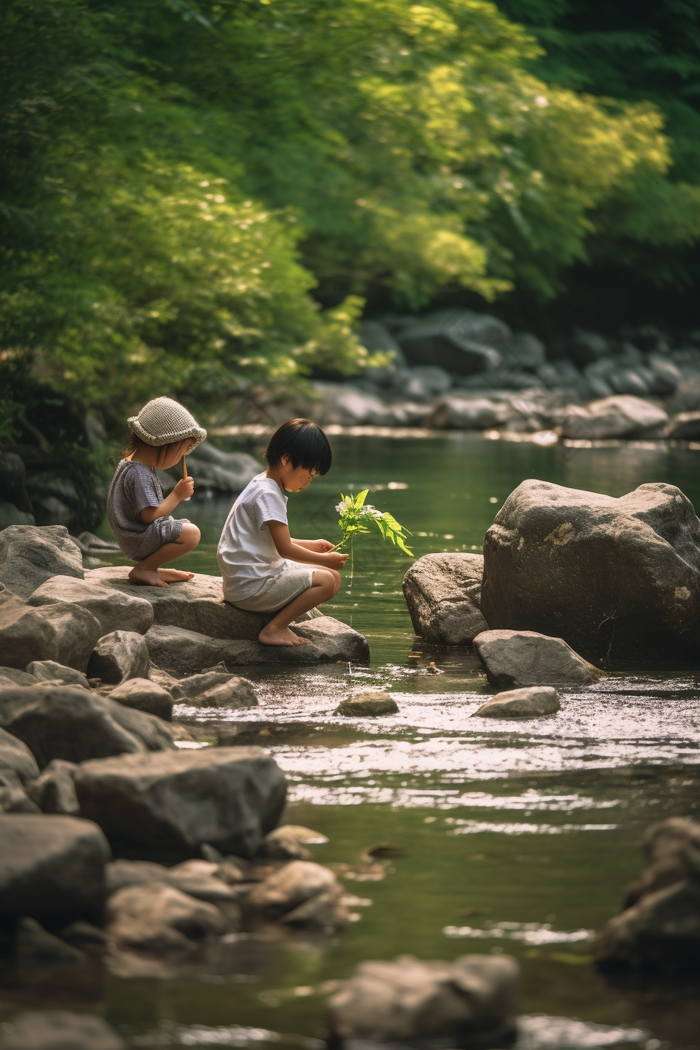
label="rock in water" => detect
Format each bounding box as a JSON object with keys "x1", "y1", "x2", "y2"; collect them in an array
[
  {"x1": 328, "y1": 953, "x2": 518, "y2": 1043},
  {"x1": 247, "y1": 859, "x2": 348, "y2": 928},
  {"x1": 473, "y1": 630, "x2": 602, "y2": 688},
  {"x1": 109, "y1": 678, "x2": 173, "y2": 721},
  {"x1": 0, "y1": 685, "x2": 175, "y2": 767},
  {"x1": 403, "y1": 553, "x2": 488, "y2": 645},
  {"x1": 28, "y1": 575, "x2": 154, "y2": 636},
  {"x1": 595, "y1": 817, "x2": 700, "y2": 972},
  {"x1": 474, "y1": 686, "x2": 561, "y2": 719},
  {"x1": 667, "y1": 410, "x2": 700, "y2": 440},
  {"x1": 335, "y1": 693, "x2": 398, "y2": 716},
  {"x1": 0, "y1": 525, "x2": 84, "y2": 598},
  {"x1": 481, "y1": 480, "x2": 700, "y2": 664},
  {"x1": 193, "y1": 677, "x2": 258, "y2": 709},
  {"x1": 88, "y1": 630, "x2": 150, "y2": 683},
  {"x1": 74, "y1": 747, "x2": 287, "y2": 858},
  {"x1": 558, "y1": 395, "x2": 668, "y2": 439},
  {"x1": 106, "y1": 882, "x2": 229, "y2": 951},
  {"x1": 0, "y1": 1011, "x2": 125, "y2": 1050},
  {"x1": 0, "y1": 815, "x2": 110, "y2": 920}
]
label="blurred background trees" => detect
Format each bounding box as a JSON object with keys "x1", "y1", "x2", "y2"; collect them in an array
[{"x1": 1, "y1": 0, "x2": 699, "y2": 427}]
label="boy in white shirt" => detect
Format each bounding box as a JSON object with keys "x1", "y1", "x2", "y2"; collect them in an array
[{"x1": 217, "y1": 419, "x2": 348, "y2": 646}]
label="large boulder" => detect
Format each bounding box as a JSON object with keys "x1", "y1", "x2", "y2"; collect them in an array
[
  {"x1": 474, "y1": 686, "x2": 561, "y2": 719},
  {"x1": 403, "y1": 553, "x2": 488, "y2": 645},
  {"x1": 0, "y1": 685, "x2": 175, "y2": 768},
  {"x1": 666, "y1": 411, "x2": 700, "y2": 440},
  {"x1": 397, "y1": 309, "x2": 510, "y2": 375},
  {"x1": 558, "y1": 395, "x2": 668, "y2": 440},
  {"x1": 28, "y1": 576, "x2": 154, "y2": 636},
  {"x1": 426, "y1": 396, "x2": 509, "y2": 431},
  {"x1": 26, "y1": 759, "x2": 80, "y2": 815},
  {"x1": 26, "y1": 661, "x2": 89, "y2": 688},
  {"x1": 0, "y1": 726, "x2": 40, "y2": 785},
  {"x1": 0, "y1": 587, "x2": 61, "y2": 670},
  {"x1": 0, "y1": 814, "x2": 110, "y2": 920},
  {"x1": 0, "y1": 525, "x2": 83, "y2": 599},
  {"x1": 106, "y1": 882, "x2": 228, "y2": 951},
  {"x1": 473, "y1": 630, "x2": 603, "y2": 688},
  {"x1": 145, "y1": 616, "x2": 369, "y2": 675},
  {"x1": 166, "y1": 443, "x2": 259, "y2": 497},
  {"x1": 595, "y1": 817, "x2": 700, "y2": 972},
  {"x1": 481, "y1": 480, "x2": 700, "y2": 663},
  {"x1": 0, "y1": 1011, "x2": 125, "y2": 1050},
  {"x1": 31, "y1": 603, "x2": 102, "y2": 672},
  {"x1": 74, "y1": 747, "x2": 287, "y2": 857},
  {"x1": 88, "y1": 630, "x2": 150, "y2": 683},
  {"x1": 328, "y1": 954, "x2": 518, "y2": 1044}
]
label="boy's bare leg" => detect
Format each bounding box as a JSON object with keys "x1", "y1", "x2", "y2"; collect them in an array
[
  {"x1": 259, "y1": 567, "x2": 341, "y2": 646},
  {"x1": 129, "y1": 524, "x2": 201, "y2": 588}
]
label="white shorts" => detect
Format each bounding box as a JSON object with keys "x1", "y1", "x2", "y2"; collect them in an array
[{"x1": 229, "y1": 566, "x2": 315, "y2": 613}]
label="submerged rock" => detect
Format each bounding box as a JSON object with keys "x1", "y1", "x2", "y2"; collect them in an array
[
  {"x1": 0, "y1": 525, "x2": 83, "y2": 599},
  {"x1": 403, "y1": 552, "x2": 488, "y2": 645},
  {"x1": 335, "y1": 692, "x2": 398, "y2": 716},
  {"x1": 481, "y1": 479, "x2": 700, "y2": 663},
  {"x1": 473, "y1": 630, "x2": 603, "y2": 688},
  {"x1": 74, "y1": 747, "x2": 287, "y2": 858},
  {"x1": 474, "y1": 686, "x2": 561, "y2": 719},
  {"x1": 0, "y1": 815, "x2": 110, "y2": 920},
  {"x1": 0, "y1": 1011, "x2": 125, "y2": 1050},
  {"x1": 328, "y1": 953, "x2": 518, "y2": 1043},
  {"x1": 596, "y1": 817, "x2": 700, "y2": 972},
  {"x1": 28, "y1": 574, "x2": 154, "y2": 636}
]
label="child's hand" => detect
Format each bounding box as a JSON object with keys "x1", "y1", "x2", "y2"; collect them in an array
[
  {"x1": 307, "y1": 539, "x2": 334, "y2": 553},
  {"x1": 174, "y1": 477, "x2": 194, "y2": 501},
  {"x1": 324, "y1": 551, "x2": 348, "y2": 569}
]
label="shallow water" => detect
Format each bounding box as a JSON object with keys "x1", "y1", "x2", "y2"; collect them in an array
[{"x1": 5, "y1": 435, "x2": 700, "y2": 1048}]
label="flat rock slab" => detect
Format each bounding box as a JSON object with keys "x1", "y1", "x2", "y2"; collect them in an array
[
  {"x1": 0, "y1": 1011, "x2": 125, "y2": 1050},
  {"x1": 403, "y1": 552, "x2": 488, "y2": 645},
  {"x1": 473, "y1": 629, "x2": 603, "y2": 688},
  {"x1": 28, "y1": 575, "x2": 154, "y2": 636},
  {"x1": 0, "y1": 815, "x2": 110, "y2": 920},
  {"x1": 145, "y1": 617, "x2": 368, "y2": 675},
  {"x1": 0, "y1": 525, "x2": 84, "y2": 599},
  {"x1": 74, "y1": 747, "x2": 287, "y2": 858},
  {"x1": 0, "y1": 685, "x2": 175, "y2": 768},
  {"x1": 336, "y1": 692, "x2": 398, "y2": 716},
  {"x1": 475, "y1": 686, "x2": 561, "y2": 719}
]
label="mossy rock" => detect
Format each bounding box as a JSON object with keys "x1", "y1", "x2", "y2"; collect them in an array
[{"x1": 335, "y1": 692, "x2": 398, "y2": 717}]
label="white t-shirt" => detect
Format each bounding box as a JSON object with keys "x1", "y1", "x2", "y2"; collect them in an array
[{"x1": 217, "y1": 472, "x2": 290, "y2": 602}]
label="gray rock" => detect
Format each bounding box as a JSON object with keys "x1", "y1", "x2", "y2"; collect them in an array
[
  {"x1": 0, "y1": 668, "x2": 38, "y2": 689},
  {"x1": 177, "y1": 670, "x2": 236, "y2": 698},
  {"x1": 0, "y1": 814, "x2": 110, "y2": 920},
  {"x1": 335, "y1": 692, "x2": 398, "y2": 716},
  {"x1": 0, "y1": 587, "x2": 60, "y2": 670},
  {"x1": 474, "y1": 686, "x2": 561, "y2": 719},
  {"x1": 26, "y1": 661, "x2": 89, "y2": 689},
  {"x1": 57, "y1": 920, "x2": 110, "y2": 956},
  {"x1": 26, "y1": 759, "x2": 80, "y2": 815},
  {"x1": 507, "y1": 332, "x2": 546, "y2": 370},
  {"x1": 666, "y1": 411, "x2": 700, "y2": 440},
  {"x1": 170, "y1": 444, "x2": 259, "y2": 496},
  {"x1": 0, "y1": 727, "x2": 40, "y2": 784},
  {"x1": 148, "y1": 668, "x2": 185, "y2": 699},
  {"x1": 360, "y1": 321, "x2": 406, "y2": 386},
  {"x1": 403, "y1": 552, "x2": 488, "y2": 645},
  {"x1": 74, "y1": 747, "x2": 287, "y2": 857},
  {"x1": 247, "y1": 859, "x2": 348, "y2": 928},
  {"x1": 313, "y1": 383, "x2": 399, "y2": 426},
  {"x1": 16, "y1": 916, "x2": 85, "y2": 965},
  {"x1": 28, "y1": 576, "x2": 154, "y2": 636},
  {"x1": 564, "y1": 329, "x2": 610, "y2": 366},
  {"x1": 0, "y1": 1011, "x2": 125, "y2": 1050},
  {"x1": 0, "y1": 779, "x2": 40, "y2": 813},
  {"x1": 0, "y1": 502, "x2": 35, "y2": 529},
  {"x1": 31, "y1": 603, "x2": 102, "y2": 673},
  {"x1": 145, "y1": 616, "x2": 369, "y2": 675},
  {"x1": 393, "y1": 365, "x2": 452, "y2": 403},
  {"x1": 0, "y1": 685, "x2": 175, "y2": 768},
  {"x1": 328, "y1": 953, "x2": 518, "y2": 1043},
  {"x1": 193, "y1": 677, "x2": 258, "y2": 709},
  {"x1": 558, "y1": 395, "x2": 668, "y2": 440},
  {"x1": 647, "y1": 355, "x2": 681, "y2": 396},
  {"x1": 106, "y1": 881, "x2": 228, "y2": 951},
  {"x1": 397, "y1": 309, "x2": 509, "y2": 374},
  {"x1": 481, "y1": 479, "x2": 700, "y2": 662},
  {"x1": 88, "y1": 630, "x2": 150, "y2": 683},
  {"x1": 595, "y1": 817, "x2": 700, "y2": 972},
  {"x1": 77, "y1": 531, "x2": 120, "y2": 551},
  {"x1": 106, "y1": 858, "x2": 237, "y2": 905},
  {"x1": 260, "y1": 824, "x2": 328, "y2": 861},
  {"x1": 0, "y1": 526, "x2": 84, "y2": 599},
  {"x1": 0, "y1": 452, "x2": 33, "y2": 516},
  {"x1": 427, "y1": 395, "x2": 509, "y2": 430},
  {"x1": 473, "y1": 630, "x2": 603, "y2": 688},
  {"x1": 607, "y1": 368, "x2": 650, "y2": 397},
  {"x1": 109, "y1": 677, "x2": 173, "y2": 721}
]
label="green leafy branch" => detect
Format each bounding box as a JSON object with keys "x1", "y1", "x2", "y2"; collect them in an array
[{"x1": 332, "y1": 489, "x2": 413, "y2": 556}]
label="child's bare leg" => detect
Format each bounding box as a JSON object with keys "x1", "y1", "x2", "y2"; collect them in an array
[
  {"x1": 259, "y1": 567, "x2": 341, "y2": 646},
  {"x1": 129, "y1": 524, "x2": 201, "y2": 587}
]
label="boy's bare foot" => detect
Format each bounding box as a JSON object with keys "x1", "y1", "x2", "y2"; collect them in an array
[
  {"x1": 258, "y1": 625, "x2": 311, "y2": 647},
  {"x1": 157, "y1": 568, "x2": 194, "y2": 582},
  {"x1": 129, "y1": 567, "x2": 169, "y2": 588}
]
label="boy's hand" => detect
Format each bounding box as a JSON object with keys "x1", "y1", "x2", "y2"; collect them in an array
[
  {"x1": 324, "y1": 551, "x2": 348, "y2": 569},
  {"x1": 174, "y1": 477, "x2": 195, "y2": 501},
  {"x1": 307, "y1": 539, "x2": 334, "y2": 553}
]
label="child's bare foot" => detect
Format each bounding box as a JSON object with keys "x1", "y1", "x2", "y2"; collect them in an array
[
  {"x1": 258, "y1": 625, "x2": 311, "y2": 647},
  {"x1": 129, "y1": 567, "x2": 169, "y2": 588},
  {"x1": 157, "y1": 568, "x2": 194, "y2": 582}
]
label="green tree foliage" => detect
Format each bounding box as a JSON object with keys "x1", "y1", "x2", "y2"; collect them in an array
[{"x1": 0, "y1": 0, "x2": 689, "y2": 418}]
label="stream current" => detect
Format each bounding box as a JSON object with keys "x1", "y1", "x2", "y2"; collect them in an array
[{"x1": 6, "y1": 434, "x2": 700, "y2": 1049}]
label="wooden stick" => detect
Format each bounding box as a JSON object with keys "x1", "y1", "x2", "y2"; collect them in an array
[{"x1": 182, "y1": 455, "x2": 187, "y2": 480}]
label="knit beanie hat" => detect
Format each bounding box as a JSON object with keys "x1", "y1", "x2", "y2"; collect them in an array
[{"x1": 127, "y1": 397, "x2": 207, "y2": 453}]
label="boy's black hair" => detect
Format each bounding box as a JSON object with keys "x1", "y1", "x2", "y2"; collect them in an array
[{"x1": 264, "y1": 418, "x2": 332, "y2": 475}]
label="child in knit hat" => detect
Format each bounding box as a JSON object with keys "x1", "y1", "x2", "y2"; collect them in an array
[{"x1": 107, "y1": 397, "x2": 206, "y2": 587}]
